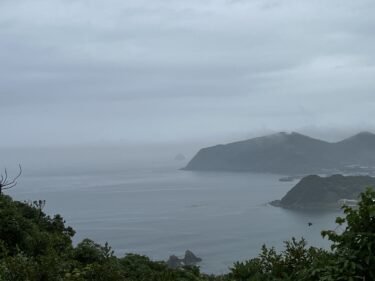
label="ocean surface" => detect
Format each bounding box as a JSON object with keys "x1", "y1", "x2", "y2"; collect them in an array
[{"x1": 9, "y1": 165, "x2": 341, "y2": 274}]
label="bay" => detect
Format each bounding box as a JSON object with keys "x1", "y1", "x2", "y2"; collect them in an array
[{"x1": 9, "y1": 166, "x2": 340, "y2": 274}]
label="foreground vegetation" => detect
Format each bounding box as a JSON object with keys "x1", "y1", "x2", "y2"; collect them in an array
[{"x1": 0, "y1": 189, "x2": 374, "y2": 281}]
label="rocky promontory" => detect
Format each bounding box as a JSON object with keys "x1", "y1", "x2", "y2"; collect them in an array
[{"x1": 271, "y1": 174, "x2": 375, "y2": 210}]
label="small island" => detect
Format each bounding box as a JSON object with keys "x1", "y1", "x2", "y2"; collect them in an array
[
  {"x1": 271, "y1": 174, "x2": 375, "y2": 210},
  {"x1": 166, "y1": 250, "x2": 202, "y2": 269}
]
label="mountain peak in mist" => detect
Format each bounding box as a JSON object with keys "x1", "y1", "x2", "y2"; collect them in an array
[
  {"x1": 337, "y1": 131, "x2": 375, "y2": 151},
  {"x1": 346, "y1": 131, "x2": 375, "y2": 140}
]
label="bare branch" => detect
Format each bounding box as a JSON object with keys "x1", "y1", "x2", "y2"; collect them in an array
[
  {"x1": 4, "y1": 168, "x2": 8, "y2": 183},
  {"x1": 1, "y1": 165, "x2": 22, "y2": 187},
  {"x1": 3, "y1": 183, "x2": 17, "y2": 190},
  {"x1": 0, "y1": 164, "x2": 22, "y2": 194}
]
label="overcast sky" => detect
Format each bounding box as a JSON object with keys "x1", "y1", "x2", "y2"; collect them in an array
[{"x1": 1, "y1": 0, "x2": 375, "y2": 146}]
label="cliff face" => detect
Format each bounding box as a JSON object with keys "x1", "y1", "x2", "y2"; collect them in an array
[
  {"x1": 184, "y1": 132, "x2": 375, "y2": 174},
  {"x1": 274, "y1": 174, "x2": 375, "y2": 209}
]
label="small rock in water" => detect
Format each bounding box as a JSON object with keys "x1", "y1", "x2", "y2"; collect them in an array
[
  {"x1": 166, "y1": 250, "x2": 202, "y2": 268},
  {"x1": 174, "y1": 153, "x2": 186, "y2": 161},
  {"x1": 167, "y1": 255, "x2": 182, "y2": 269},
  {"x1": 183, "y1": 250, "x2": 202, "y2": 265}
]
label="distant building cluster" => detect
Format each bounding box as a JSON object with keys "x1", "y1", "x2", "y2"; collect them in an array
[{"x1": 338, "y1": 199, "x2": 358, "y2": 208}]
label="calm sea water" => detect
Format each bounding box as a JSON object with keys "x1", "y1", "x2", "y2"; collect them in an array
[{"x1": 9, "y1": 166, "x2": 341, "y2": 274}]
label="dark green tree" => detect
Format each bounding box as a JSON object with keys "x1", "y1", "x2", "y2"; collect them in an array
[{"x1": 319, "y1": 188, "x2": 375, "y2": 280}]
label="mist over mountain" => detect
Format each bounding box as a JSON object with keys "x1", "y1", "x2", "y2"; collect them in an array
[{"x1": 184, "y1": 132, "x2": 375, "y2": 174}]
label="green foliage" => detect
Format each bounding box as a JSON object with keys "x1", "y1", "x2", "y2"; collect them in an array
[
  {"x1": 319, "y1": 188, "x2": 375, "y2": 280},
  {"x1": 1, "y1": 188, "x2": 374, "y2": 280},
  {"x1": 74, "y1": 239, "x2": 114, "y2": 264},
  {"x1": 229, "y1": 238, "x2": 330, "y2": 281}
]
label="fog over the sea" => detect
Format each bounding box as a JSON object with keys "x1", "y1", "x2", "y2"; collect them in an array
[{"x1": 1, "y1": 0, "x2": 375, "y2": 147}]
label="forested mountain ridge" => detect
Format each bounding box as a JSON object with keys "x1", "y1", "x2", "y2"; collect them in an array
[{"x1": 184, "y1": 132, "x2": 375, "y2": 174}]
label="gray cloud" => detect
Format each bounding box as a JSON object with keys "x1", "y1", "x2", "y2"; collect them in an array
[{"x1": 1, "y1": 0, "x2": 375, "y2": 146}]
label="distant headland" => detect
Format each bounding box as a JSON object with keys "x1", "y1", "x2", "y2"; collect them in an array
[
  {"x1": 270, "y1": 174, "x2": 375, "y2": 210},
  {"x1": 183, "y1": 131, "x2": 375, "y2": 175}
]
